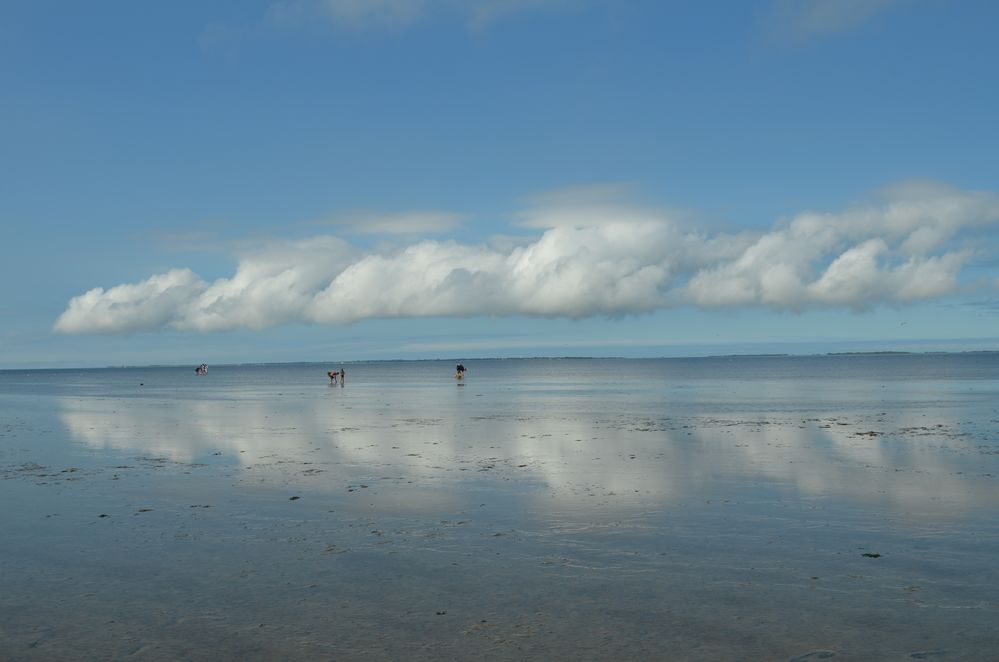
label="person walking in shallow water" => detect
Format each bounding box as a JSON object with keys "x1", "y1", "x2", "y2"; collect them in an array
[
  {"x1": 327, "y1": 370, "x2": 337, "y2": 385},
  {"x1": 454, "y1": 363, "x2": 466, "y2": 380},
  {"x1": 339, "y1": 367, "x2": 345, "y2": 386}
]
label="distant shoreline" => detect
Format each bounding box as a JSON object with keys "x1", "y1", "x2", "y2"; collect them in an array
[{"x1": 1, "y1": 350, "x2": 997, "y2": 372}]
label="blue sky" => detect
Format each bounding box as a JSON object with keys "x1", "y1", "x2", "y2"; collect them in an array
[{"x1": 2, "y1": 0, "x2": 998, "y2": 368}]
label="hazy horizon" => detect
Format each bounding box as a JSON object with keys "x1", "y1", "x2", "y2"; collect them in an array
[{"x1": 5, "y1": 341, "x2": 999, "y2": 372}]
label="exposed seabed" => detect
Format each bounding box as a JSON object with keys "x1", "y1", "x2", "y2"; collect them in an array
[{"x1": 2, "y1": 367, "x2": 997, "y2": 660}]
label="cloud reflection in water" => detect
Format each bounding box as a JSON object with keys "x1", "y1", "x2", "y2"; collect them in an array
[{"x1": 57, "y1": 388, "x2": 994, "y2": 522}]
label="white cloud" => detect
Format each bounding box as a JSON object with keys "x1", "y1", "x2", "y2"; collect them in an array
[
  {"x1": 684, "y1": 181, "x2": 997, "y2": 310},
  {"x1": 55, "y1": 269, "x2": 208, "y2": 335},
  {"x1": 178, "y1": 236, "x2": 355, "y2": 332},
  {"x1": 55, "y1": 181, "x2": 999, "y2": 335}
]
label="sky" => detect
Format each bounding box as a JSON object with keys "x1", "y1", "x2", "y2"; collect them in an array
[{"x1": 2, "y1": 0, "x2": 998, "y2": 368}]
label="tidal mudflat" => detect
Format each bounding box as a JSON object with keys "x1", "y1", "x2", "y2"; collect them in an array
[{"x1": 2, "y1": 356, "x2": 997, "y2": 660}]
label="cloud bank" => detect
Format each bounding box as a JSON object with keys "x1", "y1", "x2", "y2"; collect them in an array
[{"x1": 55, "y1": 182, "x2": 999, "y2": 335}]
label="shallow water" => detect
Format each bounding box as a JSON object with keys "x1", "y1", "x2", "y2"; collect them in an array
[{"x1": 2, "y1": 356, "x2": 998, "y2": 660}]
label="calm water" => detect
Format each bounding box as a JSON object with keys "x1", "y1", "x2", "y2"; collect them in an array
[{"x1": 2, "y1": 355, "x2": 998, "y2": 660}]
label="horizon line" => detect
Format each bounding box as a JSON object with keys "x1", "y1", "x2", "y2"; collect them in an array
[{"x1": 4, "y1": 349, "x2": 999, "y2": 372}]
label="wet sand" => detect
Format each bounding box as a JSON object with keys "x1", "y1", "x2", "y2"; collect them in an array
[{"x1": 1, "y1": 360, "x2": 998, "y2": 660}]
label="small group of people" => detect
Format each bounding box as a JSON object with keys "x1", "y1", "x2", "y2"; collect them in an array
[
  {"x1": 194, "y1": 364, "x2": 208, "y2": 375},
  {"x1": 326, "y1": 363, "x2": 465, "y2": 385}
]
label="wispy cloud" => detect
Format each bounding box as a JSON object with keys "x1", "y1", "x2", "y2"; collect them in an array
[
  {"x1": 318, "y1": 209, "x2": 464, "y2": 235},
  {"x1": 962, "y1": 298, "x2": 999, "y2": 314},
  {"x1": 267, "y1": 0, "x2": 427, "y2": 31},
  {"x1": 259, "y1": 0, "x2": 586, "y2": 33},
  {"x1": 466, "y1": 0, "x2": 583, "y2": 31},
  {"x1": 766, "y1": 0, "x2": 906, "y2": 44},
  {"x1": 398, "y1": 335, "x2": 693, "y2": 353},
  {"x1": 200, "y1": 0, "x2": 591, "y2": 54},
  {"x1": 54, "y1": 181, "x2": 999, "y2": 335}
]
